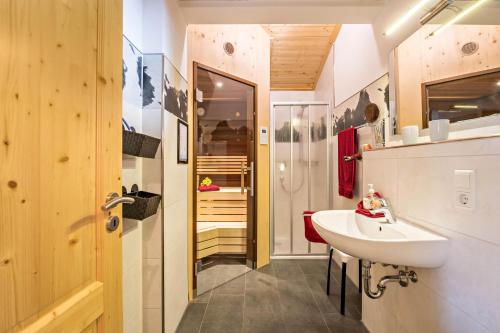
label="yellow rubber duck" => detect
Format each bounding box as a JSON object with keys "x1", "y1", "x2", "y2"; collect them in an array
[{"x1": 201, "y1": 177, "x2": 212, "y2": 186}]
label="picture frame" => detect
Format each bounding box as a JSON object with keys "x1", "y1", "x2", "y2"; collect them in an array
[{"x1": 177, "y1": 119, "x2": 188, "y2": 164}]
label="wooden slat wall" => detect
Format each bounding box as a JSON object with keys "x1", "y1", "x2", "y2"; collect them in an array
[
  {"x1": 197, "y1": 228, "x2": 247, "y2": 259},
  {"x1": 197, "y1": 191, "x2": 247, "y2": 222},
  {"x1": 262, "y1": 24, "x2": 341, "y2": 90}
]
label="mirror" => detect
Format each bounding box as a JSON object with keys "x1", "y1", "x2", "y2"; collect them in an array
[
  {"x1": 388, "y1": 2, "x2": 500, "y2": 145},
  {"x1": 423, "y1": 69, "x2": 500, "y2": 128}
]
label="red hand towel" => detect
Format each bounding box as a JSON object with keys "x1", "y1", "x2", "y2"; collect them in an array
[
  {"x1": 338, "y1": 128, "x2": 357, "y2": 199},
  {"x1": 198, "y1": 184, "x2": 220, "y2": 192},
  {"x1": 355, "y1": 192, "x2": 385, "y2": 218}
]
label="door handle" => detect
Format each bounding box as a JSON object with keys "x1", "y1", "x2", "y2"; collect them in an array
[
  {"x1": 246, "y1": 162, "x2": 254, "y2": 197},
  {"x1": 101, "y1": 192, "x2": 135, "y2": 211}
]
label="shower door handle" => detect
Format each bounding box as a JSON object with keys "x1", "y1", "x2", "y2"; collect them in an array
[{"x1": 247, "y1": 162, "x2": 254, "y2": 197}]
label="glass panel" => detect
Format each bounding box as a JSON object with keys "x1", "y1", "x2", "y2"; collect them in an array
[
  {"x1": 291, "y1": 105, "x2": 309, "y2": 254},
  {"x1": 273, "y1": 105, "x2": 292, "y2": 254},
  {"x1": 309, "y1": 105, "x2": 328, "y2": 254},
  {"x1": 194, "y1": 67, "x2": 254, "y2": 295}
]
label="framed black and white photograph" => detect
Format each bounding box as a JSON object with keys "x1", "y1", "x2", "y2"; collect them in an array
[{"x1": 177, "y1": 120, "x2": 188, "y2": 164}]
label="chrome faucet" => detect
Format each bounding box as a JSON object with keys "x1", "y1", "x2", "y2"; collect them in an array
[{"x1": 371, "y1": 198, "x2": 397, "y2": 224}]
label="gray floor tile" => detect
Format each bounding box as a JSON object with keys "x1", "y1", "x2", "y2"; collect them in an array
[
  {"x1": 274, "y1": 263, "x2": 306, "y2": 281},
  {"x1": 283, "y1": 323, "x2": 330, "y2": 333},
  {"x1": 213, "y1": 275, "x2": 246, "y2": 295},
  {"x1": 305, "y1": 273, "x2": 362, "y2": 320},
  {"x1": 297, "y1": 259, "x2": 329, "y2": 275},
  {"x1": 181, "y1": 259, "x2": 365, "y2": 333},
  {"x1": 245, "y1": 269, "x2": 277, "y2": 291},
  {"x1": 244, "y1": 288, "x2": 281, "y2": 313},
  {"x1": 323, "y1": 313, "x2": 368, "y2": 333},
  {"x1": 243, "y1": 310, "x2": 285, "y2": 333},
  {"x1": 193, "y1": 289, "x2": 212, "y2": 304},
  {"x1": 176, "y1": 302, "x2": 207, "y2": 333}
]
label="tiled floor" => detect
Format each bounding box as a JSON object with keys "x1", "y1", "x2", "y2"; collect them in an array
[
  {"x1": 177, "y1": 259, "x2": 368, "y2": 333},
  {"x1": 196, "y1": 262, "x2": 251, "y2": 296}
]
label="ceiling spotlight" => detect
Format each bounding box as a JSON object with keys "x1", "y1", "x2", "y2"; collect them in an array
[
  {"x1": 430, "y1": 0, "x2": 490, "y2": 37},
  {"x1": 216, "y1": 81, "x2": 223, "y2": 88},
  {"x1": 385, "y1": 0, "x2": 434, "y2": 36}
]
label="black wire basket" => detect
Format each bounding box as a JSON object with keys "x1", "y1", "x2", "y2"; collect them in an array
[
  {"x1": 123, "y1": 190, "x2": 161, "y2": 220},
  {"x1": 122, "y1": 129, "x2": 161, "y2": 158}
]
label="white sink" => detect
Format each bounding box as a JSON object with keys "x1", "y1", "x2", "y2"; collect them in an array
[{"x1": 312, "y1": 210, "x2": 449, "y2": 268}]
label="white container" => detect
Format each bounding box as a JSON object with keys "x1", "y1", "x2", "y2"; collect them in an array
[
  {"x1": 429, "y1": 119, "x2": 450, "y2": 142},
  {"x1": 402, "y1": 125, "x2": 419, "y2": 145}
]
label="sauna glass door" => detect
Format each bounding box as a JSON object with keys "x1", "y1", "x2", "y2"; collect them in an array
[{"x1": 193, "y1": 64, "x2": 256, "y2": 295}]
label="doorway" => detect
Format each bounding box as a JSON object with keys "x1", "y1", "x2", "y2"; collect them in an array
[
  {"x1": 192, "y1": 63, "x2": 257, "y2": 296},
  {"x1": 271, "y1": 102, "x2": 331, "y2": 256}
]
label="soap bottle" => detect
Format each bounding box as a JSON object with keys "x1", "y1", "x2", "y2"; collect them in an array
[{"x1": 363, "y1": 184, "x2": 375, "y2": 210}]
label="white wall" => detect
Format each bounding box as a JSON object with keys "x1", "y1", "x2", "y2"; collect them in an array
[
  {"x1": 314, "y1": 46, "x2": 334, "y2": 106},
  {"x1": 122, "y1": 1, "x2": 145, "y2": 332},
  {"x1": 142, "y1": 1, "x2": 189, "y2": 332},
  {"x1": 333, "y1": 24, "x2": 387, "y2": 106},
  {"x1": 124, "y1": 0, "x2": 144, "y2": 50},
  {"x1": 363, "y1": 137, "x2": 500, "y2": 333},
  {"x1": 270, "y1": 90, "x2": 316, "y2": 103},
  {"x1": 143, "y1": 0, "x2": 188, "y2": 77}
]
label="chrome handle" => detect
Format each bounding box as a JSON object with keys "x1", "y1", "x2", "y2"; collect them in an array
[
  {"x1": 247, "y1": 162, "x2": 254, "y2": 197},
  {"x1": 101, "y1": 192, "x2": 135, "y2": 211}
]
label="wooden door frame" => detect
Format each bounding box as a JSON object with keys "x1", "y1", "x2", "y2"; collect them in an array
[
  {"x1": 191, "y1": 62, "x2": 258, "y2": 294},
  {"x1": 95, "y1": 0, "x2": 124, "y2": 331}
]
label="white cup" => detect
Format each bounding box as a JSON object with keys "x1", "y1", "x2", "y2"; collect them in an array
[
  {"x1": 429, "y1": 119, "x2": 450, "y2": 142},
  {"x1": 402, "y1": 125, "x2": 419, "y2": 145}
]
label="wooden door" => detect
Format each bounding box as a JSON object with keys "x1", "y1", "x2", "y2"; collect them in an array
[{"x1": 0, "y1": 1, "x2": 123, "y2": 332}]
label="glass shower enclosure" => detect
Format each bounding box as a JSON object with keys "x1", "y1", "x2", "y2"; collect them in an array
[{"x1": 271, "y1": 103, "x2": 330, "y2": 255}]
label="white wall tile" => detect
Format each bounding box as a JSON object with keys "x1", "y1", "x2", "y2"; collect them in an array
[
  {"x1": 362, "y1": 137, "x2": 500, "y2": 333},
  {"x1": 143, "y1": 308, "x2": 162, "y2": 333},
  {"x1": 143, "y1": 258, "x2": 162, "y2": 309}
]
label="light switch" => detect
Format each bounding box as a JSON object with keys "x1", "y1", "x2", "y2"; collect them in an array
[
  {"x1": 454, "y1": 170, "x2": 473, "y2": 189},
  {"x1": 260, "y1": 127, "x2": 268, "y2": 145}
]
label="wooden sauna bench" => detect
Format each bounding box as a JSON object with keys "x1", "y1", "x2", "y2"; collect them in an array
[
  {"x1": 197, "y1": 188, "x2": 247, "y2": 259},
  {"x1": 196, "y1": 156, "x2": 248, "y2": 259}
]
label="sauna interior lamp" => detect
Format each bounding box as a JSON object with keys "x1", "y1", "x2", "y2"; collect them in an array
[{"x1": 384, "y1": 0, "x2": 434, "y2": 36}]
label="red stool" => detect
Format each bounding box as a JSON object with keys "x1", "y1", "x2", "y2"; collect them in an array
[{"x1": 303, "y1": 211, "x2": 362, "y2": 315}]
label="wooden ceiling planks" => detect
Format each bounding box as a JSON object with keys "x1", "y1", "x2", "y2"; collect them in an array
[{"x1": 262, "y1": 24, "x2": 341, "y2": 91}]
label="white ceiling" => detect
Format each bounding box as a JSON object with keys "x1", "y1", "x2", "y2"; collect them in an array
[{"x1": 179, "y1": 0, "x2": 500, "y2": 25}]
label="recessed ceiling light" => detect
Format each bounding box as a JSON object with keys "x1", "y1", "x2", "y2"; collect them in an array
[
  {"x1": 385, "y1": 0, "x2": 434, "y2": 36},
  {"x1": 430, "y1": 0, "x2": 490, "y2": 37},
  {"x1": 216, "y1": 81, "x2": 223, "y2": 88},
  {"x1": 496, "y1": 81, "x2": 500, "y2": 87},
  {"x1": 453, "y1": 105, "x2": 478, "y2": 109}
]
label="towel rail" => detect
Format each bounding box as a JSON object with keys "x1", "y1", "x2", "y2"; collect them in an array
[{"x1": 343, "y1": 153, "x2": 362, "y2": 162}]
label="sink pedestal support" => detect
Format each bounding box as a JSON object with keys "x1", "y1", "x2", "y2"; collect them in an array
[{"x1": 362, "y1": 260, "x2": 418, "y2": 299}]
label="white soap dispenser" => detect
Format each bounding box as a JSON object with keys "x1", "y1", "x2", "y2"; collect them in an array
[{"x1": 363, "y1": 184, "x2": 375, "y2": 210}]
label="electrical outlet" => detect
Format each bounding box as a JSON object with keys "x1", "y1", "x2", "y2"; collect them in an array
[
  {"x1": 454, "y1": 170, "x2": 475, "y2": 210},
  {"x1": 456, "y1": 191, "x2": 473, "y2": 209}
]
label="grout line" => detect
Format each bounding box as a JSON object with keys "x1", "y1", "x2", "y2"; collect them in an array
[
  {"x1": 270, "y1": 260, "x2": 288, "y2": 330},
  {"x1": 196, "y1": 268, "x2": 218, "y2": 333},
  {"x1": 241, "y1": 266, "x2": 247, "y2": 332},
  {"x1": 298, "y1": 261, "x2": 332, "y2": 333}
]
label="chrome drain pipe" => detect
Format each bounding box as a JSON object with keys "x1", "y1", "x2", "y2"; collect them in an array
[{"x1": 362, "y1": 260, "x2": 418, "y2": 299}]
